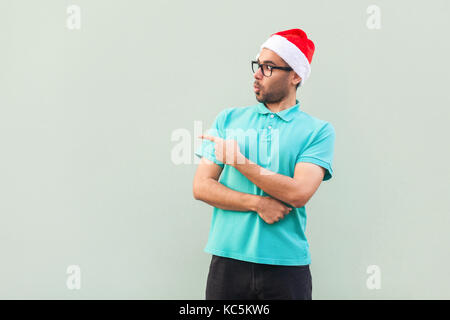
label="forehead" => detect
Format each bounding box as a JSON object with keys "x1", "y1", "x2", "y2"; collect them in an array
[{"x1": 257, "y1": 48, "x2": 286, "y2": 65}]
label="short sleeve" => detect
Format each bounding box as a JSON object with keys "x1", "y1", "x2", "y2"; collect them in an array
[
  {"x1": 296, "y1": 122, "x2": 336, "y2": 181},
  {"x1": 194, "y1": 108, "x2": 229, "y2": 168}
]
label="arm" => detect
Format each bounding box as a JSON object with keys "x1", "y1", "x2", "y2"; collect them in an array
[
  {"x1": 193, "y1": 157, "x2": 293, "y2": 224},
  {"x1": 193, "y1": 157, "x2": 260, "y2": 212},
  {"x1": 231, "y1": 157, "x2": 326, "y2": 208},
  {"x1": 198, "y1": 134, "x2": 327, "y2": 209}
]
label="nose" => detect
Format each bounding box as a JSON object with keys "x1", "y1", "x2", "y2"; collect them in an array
[{"x1": 254, "y1": 66, "x2": 263, "y2": 80}]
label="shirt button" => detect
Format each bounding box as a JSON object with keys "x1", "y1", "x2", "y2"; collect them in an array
[
  {"x1": 268, "y1": 125, "x2": 272, "y2": 129},
  {"x1": 270, "y1": 114, "x2": 274, "y2": 118}
]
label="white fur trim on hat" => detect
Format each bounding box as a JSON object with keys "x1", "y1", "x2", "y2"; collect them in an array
[{"x1": 255, "y1": 34, "x2": 311, "y2": 86}]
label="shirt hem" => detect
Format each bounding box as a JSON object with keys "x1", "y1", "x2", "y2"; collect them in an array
[{"x1": 204, "y1": 247, "x2": 311, "y2": 266}]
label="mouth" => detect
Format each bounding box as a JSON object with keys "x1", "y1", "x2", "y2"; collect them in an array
[{"x1": 253, "y1": 84, "x2": 260, "y2": 93}]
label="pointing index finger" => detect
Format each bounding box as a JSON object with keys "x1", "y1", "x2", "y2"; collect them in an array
[{"x1": 198, "y1": 134, "x2": 217, "y2": 142}]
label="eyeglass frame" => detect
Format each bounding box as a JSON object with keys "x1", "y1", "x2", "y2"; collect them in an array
[{"x1": 251, "y1": 60, "x2": 293, "y2": 77}]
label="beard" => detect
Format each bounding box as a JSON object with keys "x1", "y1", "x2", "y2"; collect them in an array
[{"x1": 255, "y1": 82, "x2": 290, "y2": 104}]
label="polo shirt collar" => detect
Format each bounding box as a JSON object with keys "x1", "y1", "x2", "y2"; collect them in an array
[{"x1": 255, "y1": 99, "x2": 301, "y2": 122}]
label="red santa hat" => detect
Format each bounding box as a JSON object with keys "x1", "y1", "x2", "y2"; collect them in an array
[{"x1": 256, "y1": 28, "x2": 315, "y2": 87}]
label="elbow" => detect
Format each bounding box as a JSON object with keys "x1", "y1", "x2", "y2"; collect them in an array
[
  {"x1": 192, "y1": 180, "x2": 204, "y2": 201},
  {"x1": 291, "y1": 200, "x2": 305, "y2": 209},
  {"x1": 193, "y1": 191, "x2": 203, "y2": 201},
  {"x1": 193, "y1": 186, "x2": 201, "y2": 200},
  {"x1": 288, "y1": 193, "x2": 307, "y2": 208}
]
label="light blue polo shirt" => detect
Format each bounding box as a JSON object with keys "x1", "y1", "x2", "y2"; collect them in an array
[{"x1": 194, "y1": 99, "x2": 335, "y2": 266}]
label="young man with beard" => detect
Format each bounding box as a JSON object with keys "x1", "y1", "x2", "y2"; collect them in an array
[{"x1": 193, "y1": 28, "x2": 335, "y2": 300}]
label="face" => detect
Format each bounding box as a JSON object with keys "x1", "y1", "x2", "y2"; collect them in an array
[{"x1": 253, "y1": 48, "x2": 298, "y2": 104}]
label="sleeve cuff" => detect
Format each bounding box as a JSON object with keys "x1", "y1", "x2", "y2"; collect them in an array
[
  {"x1": 296, "y1": 156, "x2": 333, "y2": 181},
  {"x1": 194, "y1": 150, "x2": 225, "y2": 168}
]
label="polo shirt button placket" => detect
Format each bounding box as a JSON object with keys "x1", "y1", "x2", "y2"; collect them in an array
[
  {"x1": 266, "y1": 115, "x2": 273, "y2": 164},
  {"x1": 267, "y1": 114, "x2": 273, "y2": 141}
]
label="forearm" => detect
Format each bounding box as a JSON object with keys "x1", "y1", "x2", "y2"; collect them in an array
[
  {"x1": 232, "y1": 157, "x2": 300, "y2": 207},
  {"x1": 194, "y1": 178, "x2": 260, "y2": 212}
]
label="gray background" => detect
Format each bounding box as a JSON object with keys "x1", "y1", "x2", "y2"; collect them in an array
[{"x1": 1, "y1": 0, "x2": 449, "y2": 299}]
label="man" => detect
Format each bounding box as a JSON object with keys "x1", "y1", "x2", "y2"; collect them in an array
[{"x1": 193, "y1": 28, "x2": 335, "y2": 300}]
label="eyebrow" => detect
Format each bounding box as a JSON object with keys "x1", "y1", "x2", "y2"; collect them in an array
[{"x1": 257, "y1": 59, "x2": 277, "y2": 65}]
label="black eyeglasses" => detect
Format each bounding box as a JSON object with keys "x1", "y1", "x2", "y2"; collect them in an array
[{"x1": 251, "y1": 60, "x2": 292, "y2": 77}]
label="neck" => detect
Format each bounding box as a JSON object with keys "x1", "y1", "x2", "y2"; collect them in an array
[{"x1": 264, "y1": 94, "x2": 297, "y2": 113}]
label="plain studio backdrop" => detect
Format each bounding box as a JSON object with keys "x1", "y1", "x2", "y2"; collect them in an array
[{"x1": 0, "y1": 0, "x2": 449, "y2": 299}]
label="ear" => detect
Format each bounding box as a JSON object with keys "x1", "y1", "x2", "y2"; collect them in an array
[{"x1": 292, "y1": 72, "x2": 302, "y2": 87}]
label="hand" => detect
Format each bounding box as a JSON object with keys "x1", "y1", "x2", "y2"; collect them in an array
[
  {"x1": 255, "y1": 196, "x2": 292, "y2": 224},
  {"x1": 198, "y1": 134, "x2": 245, "y2": 166}
]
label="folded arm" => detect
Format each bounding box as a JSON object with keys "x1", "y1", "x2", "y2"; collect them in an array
[
  {"x1": 193, "y1": 157, "x2": 261, "y2": 212},
  {"x1": 231, "y1": 157, "x2": 326, "y2": 208},
  {"x1": 197, "y1": 134, "x2": 327, "y2": 209}
]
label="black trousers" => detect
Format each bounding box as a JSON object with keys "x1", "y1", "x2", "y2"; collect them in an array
[{"x1": 205, "y1": 255, "x2": 312, "y2": 300}]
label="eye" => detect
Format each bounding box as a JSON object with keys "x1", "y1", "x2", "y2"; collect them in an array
[{"x1": 267, "y1": 65, "x2": 273, "y2": 70}]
